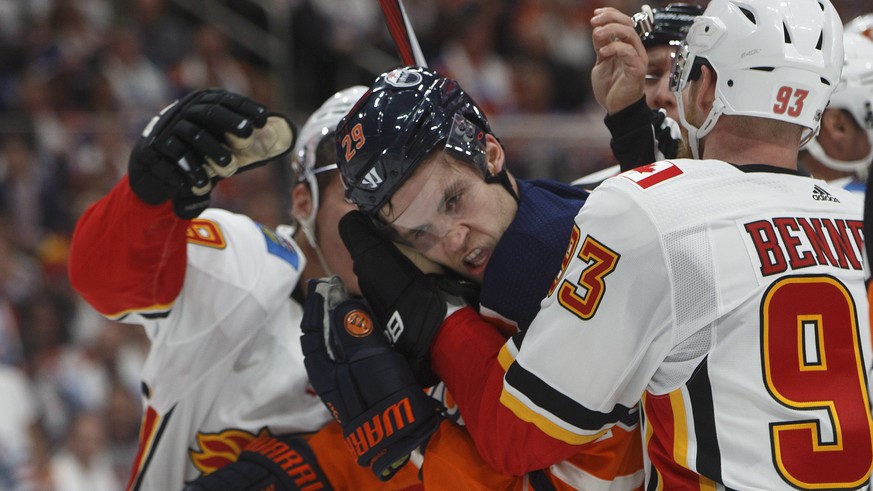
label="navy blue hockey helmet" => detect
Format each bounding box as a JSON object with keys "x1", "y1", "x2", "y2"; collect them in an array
[
  {"x1": 639, "y1": 3, "x2": 704, "y2": 47},
  {"x1": 335, "y1": 66, "x2": 493, "y2": 217}
]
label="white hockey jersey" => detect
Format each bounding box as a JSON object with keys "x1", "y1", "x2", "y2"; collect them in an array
[
  {"x1": 68, "y1": 180, "x2": 331, "y2": 490},
  {"x1": 501, "y1": 159, "x2": 873, "y2": 489},
  {"x1": 127, "y1": 209, "x2": 331, "y2": 490}
]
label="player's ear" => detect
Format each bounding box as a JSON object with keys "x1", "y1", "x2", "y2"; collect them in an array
[
  {"x1": 695, "y1": 64, "x2": 717, "y2": 113},
  {"x1": 291, "y1": 182, "x2": 313, "y2": 222},
  {"x1": 829, "y1": 109, "x2": 855, "y2": 139},
  {"x1": 817, "y1": 109, "x2": 839, "y2": 140},
  {"x1": 484, "y1": 133, "x2": 506, "y2": 176}
]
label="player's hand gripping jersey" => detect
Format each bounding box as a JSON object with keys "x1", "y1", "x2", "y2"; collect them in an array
[{"x1": 495, "y1": 160, "x2": 872, "y2": 488}]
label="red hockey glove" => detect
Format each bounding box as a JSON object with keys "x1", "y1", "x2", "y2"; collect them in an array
[
  {"x1": 181, "y1": 432, "x2": 333, "y2": 491},
  {"x1": 338, "y1": 210, "x2": 479, "y2": 387},
  {"x1": 300, "y1": 276, "x2": 441, "y2": 481},
  {"x1": 129, "y1": 88, "x2": 295, "y2": 218}
]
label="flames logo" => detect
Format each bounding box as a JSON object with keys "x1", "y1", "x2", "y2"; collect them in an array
[{"x1": 189, "y1": 428, "x2": 258, "y2": 475}]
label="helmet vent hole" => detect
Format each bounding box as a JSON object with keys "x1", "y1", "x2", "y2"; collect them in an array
[
  {"x1": 739, "y1": 7, "x2": 756, "y2": 24},
  {"x1": 727, "y1": 80, "x2": 734, "y2": 87},
  {"x1": 783, "y1": 23, "x2": 792, "y2": 44},
  {"x1": 815, "y1": 31, "x2": 823, "y2": 50},
  {"x1": 820, "y1": 77, "x2": 830, "y2": 86}
]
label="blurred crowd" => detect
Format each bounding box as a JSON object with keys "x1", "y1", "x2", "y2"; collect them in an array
[{"x1": 0, "y1": 0, "x2": 867, "y2": 489}]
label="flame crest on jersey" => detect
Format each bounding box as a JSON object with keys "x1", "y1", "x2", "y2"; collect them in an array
[{"x1": 190, "y1": 428, "x2": 258, "y2": 475}]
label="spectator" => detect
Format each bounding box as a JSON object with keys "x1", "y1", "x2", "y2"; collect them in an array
[
  {"x1": 103, "y1": 383, "x2": 142, "y2": 483},
  {"x1": 0, "y1": 363, "x2": 42, "y2": 491},
  {"x1": 94, "y1": 26, "x2": 172, "y2": 127},
  {"x1": 48, "y1": 411, "x2": 120, "y2": 491},
  {"x1": 0, "y1": 131, "x2": 65, "y2": 251},
  {"x1": 130, "y1": 0, "x2": 191, "y2": 70},
  {"x1": 432, "y1": 1, "x2": 515, "y2": 115},
  {"x1": 506, "y1": 0, "x2": 595, "y2": 110},
  {"x1": 168, "y1": 25, "x2": 263, "y2": 101}
]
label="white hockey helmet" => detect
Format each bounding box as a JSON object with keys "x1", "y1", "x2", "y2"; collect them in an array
[
  {"x1": 845, "y1": 13, "x2": 873, "y2": 41},
  {"x1": 804, "y1": 32, "x2": 873, "y2": 175},
  {"x1": 671, "y1": 0, "x2": 844, "y2": 158},
  {"x1": 291, "y1": 85, "x2": 368, "y2": 229}
]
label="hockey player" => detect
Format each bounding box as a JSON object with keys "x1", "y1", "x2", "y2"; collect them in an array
[
  {"x1": 303, "y1": 66, "x2": 646, "y2": 488},
  {"x1": 304, "y1": 67, "x2": 642, "y2": 489},
  {"x1": 321, "y1": 0, "x2": 873, "y2": 488},
  {"x1": 799, "y1": 31, "x2": 873, "y2": 196},
  {"x1": 67, "y1": 87, "x2": 424, "y2": 490}
]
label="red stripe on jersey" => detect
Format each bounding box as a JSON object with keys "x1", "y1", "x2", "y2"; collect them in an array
[
  {"x1": 643, "y1": 391, "x2": 715, "y2": 490},
  {"x1": 126, "y1": 406, "x2": 160, "y2": 491}
]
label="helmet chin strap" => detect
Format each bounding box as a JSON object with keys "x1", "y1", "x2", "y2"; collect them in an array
[
  {"x1": 485, "y1": 168, "x2": 519, "y2": 203},
  {"x1": 676, "y1": 91, "x2": 724, "y2": 160},
  {"x1": 300, "y1": 220, "x2": 333, "y2": 277},
  {"x1": 804, "y1": 136, "x2": 873, "y2": 179},
  {"x1": 297, "y1": 173, "x2": 334, "y2": 277}
]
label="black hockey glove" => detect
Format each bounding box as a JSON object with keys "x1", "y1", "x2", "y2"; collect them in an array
[
  {"x1": 300, "y1": 276, "x2": 442, "y2": 481},
  {"x1": 181, "y1": 432, "x2": 333, "y2": 491},
  {"x1": 129, "y1": 88, "x2": 296, "y2": 218},
  {"x1": 339, "y1": 210, "x2": 479, "y2": 387}
]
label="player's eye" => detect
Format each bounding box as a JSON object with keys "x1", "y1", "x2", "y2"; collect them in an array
[
  {"x1": 442, "y1": 182, "x2": 465, "y2": 215},
  {"x1": 446, "y1": 193, "x2": 462, "y2": 212},
  {"x1": 645, "y1": 73, "x2": 662, "y2": 85}
]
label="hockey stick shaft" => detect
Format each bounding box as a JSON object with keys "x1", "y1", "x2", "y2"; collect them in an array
[{"x1": 378, "y1": 0, "x2": 427, "y2": 66}]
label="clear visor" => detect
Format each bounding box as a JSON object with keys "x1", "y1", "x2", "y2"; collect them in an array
[
  {"x1": 377, "y1": 115, "x2": 488, "y2": 252},
  {"x1": 669, "y1": 41, "x2": 693, "y2": 93}
]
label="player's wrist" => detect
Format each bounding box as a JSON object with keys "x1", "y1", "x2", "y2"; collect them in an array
[{"x1": 604, "y1": 95, "x2": 650, "y2": 130}]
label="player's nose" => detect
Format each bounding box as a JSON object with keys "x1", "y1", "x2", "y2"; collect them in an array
[
  {"x1": 655, "y1": 77, "x2": 677, "y2": 119},
  {"x1": 441, "y1": 225, "x2": 468, "y2": 255}
]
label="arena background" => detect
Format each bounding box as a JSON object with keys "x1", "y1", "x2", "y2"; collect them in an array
[{"x1": 0, "y1": 0, "x2": 866, "y2": 488}]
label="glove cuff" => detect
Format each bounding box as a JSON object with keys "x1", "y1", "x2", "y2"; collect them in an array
[
  {"x1": 238, "y1": 432, "x2": 334, "y2": 491},
  {"x1": 173, "y1": 194, "x2": 211, "y2": 219},
  {"x1": 342, "y1": 386, "x2": 440, "y2": 467}
]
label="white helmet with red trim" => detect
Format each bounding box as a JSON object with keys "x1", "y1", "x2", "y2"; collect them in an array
[
  {"x1": 804, "y1": 32, "x2": 873, "y2": 176},
  {"x1": 845, "y1": 13, "x2": 873, "y2": 41},
  {"x1": 671, "y1": 0, "x2": 844, "y2": 158}
]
